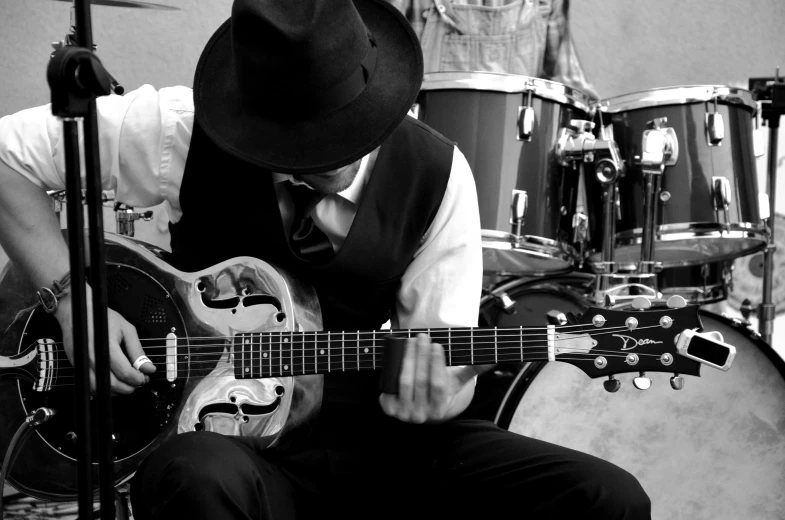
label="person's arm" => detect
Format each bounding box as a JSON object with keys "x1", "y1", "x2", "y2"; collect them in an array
[
  {"x1": 379, "y1": 146, "x2": 484, "y2": 423},
  {"x1": 0, "y1": 85, "x2": 189, "y2": 392},
  {"x1": 541, "y1": 0, "x2": 600, "y2": 99}
]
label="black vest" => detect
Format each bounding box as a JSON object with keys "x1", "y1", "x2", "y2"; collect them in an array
[{"x1": 169, "y1": 116, "x2": 454, "y2": 333}]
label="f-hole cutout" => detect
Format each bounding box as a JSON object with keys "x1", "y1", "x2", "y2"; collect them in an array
[{"x1": 242, "y1": 295, "x2": 282, "y2": 311}]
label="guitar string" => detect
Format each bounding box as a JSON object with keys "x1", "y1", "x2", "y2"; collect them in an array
[
  {"x1": 17, "y1": 317, "x2": 667, "y2": 345},
  {"x1": 30, "y1": 324, "x2": 668, "y2": 361},
  {"x1": 21, "y1": 322, "x2": 673, "y2": 353},
  {"x1": 30, "y1": 351, "x2": 677, "y2": 389},
  {"x1": 41, "y1": 346, "x2": 668, "y2": 379}
]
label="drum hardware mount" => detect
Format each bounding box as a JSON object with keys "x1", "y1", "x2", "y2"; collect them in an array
[
  {"x1": 516, "y1": 85, "x2": 535, "y2": 141},
  {"x1": 50, "y1": 3, "x2": 125, "y2": 95},
  {"x1": 509, "y1": 190, "x2": 528, "y2": 239},
  {"x1": 114, "y1": 202, "x2": 154, "y2": 237},
  {"x1": 748, "y1": 69, "x2": 785, "y2": 344},
  {"x1": 712, "y1": 176, "x2": 732, "y2": 223},
  {"x1": 706, "y1": 92, "x2": 725, "y2": 146}
]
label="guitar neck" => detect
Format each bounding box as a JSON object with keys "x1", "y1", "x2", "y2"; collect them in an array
[{"x1": 232, "y1": 327, "x2": 558, "y2": 379}]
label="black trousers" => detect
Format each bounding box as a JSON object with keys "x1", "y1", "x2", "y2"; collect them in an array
[{"x1": 130, "y1": 416, "x2": 650, "y2": 520}]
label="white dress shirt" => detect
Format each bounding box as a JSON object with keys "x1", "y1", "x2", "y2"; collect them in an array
[{"x1": 0, "y1": 84, "x2": 482, "y2": 330}]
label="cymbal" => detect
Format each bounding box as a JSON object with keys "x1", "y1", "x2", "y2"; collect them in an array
[{"x1": 52, "y1": 0, "x2": 179, "y2": 10}]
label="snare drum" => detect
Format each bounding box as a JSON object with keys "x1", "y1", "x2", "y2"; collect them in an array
[
  {"x1": 657, "y1": 261, "x2": 733, "y2": 304},
  {"x1": 417, "y1": 72, "x2": 593, "y2": 275},
  {"x1": 587, "y1": 85, "x2": 765, "y2": 267}
]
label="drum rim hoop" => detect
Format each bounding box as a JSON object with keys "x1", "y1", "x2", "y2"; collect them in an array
[
  {"x1": 596, "y1": 85, "x2": 756, "y2": 113},
  {"x1": 421, "y1": 71, "x2": 593, "y2": 112}
]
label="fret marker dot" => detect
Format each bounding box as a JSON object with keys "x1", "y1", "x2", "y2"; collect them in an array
[
  {"x1": 245, "y1": 339, "x2": 250, "y2": 344},
  {"x1": 320, "y1": 349, "x2": 325, "y2": 355},
  {"x1": 364, "y1": 348, "x2": 369, "y2": 353},
  {"x1": 245, "y1": 367, "x2": 250, "y2": 373},
  {"x1": 284, "y1": 365, "x2": 289, "y2": 370},
  {"x1": 284, "y1": 338, "x2": 289, "y2": 343},
  {"x1": 263, "y1": 353, "x2": 268, "y2": 358}
]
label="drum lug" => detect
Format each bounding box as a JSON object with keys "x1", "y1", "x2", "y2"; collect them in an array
[
  {"x1": 706, "y1": 95, "x2": 725, "y2": 146},
  {"x1": 712, "y1": 177, "x2": 732, "y2": 222},
  {"x1": 516, "y1": 105, "x2": 535, "y2": 141},
  {"x1": 509, "y1": 190, "x2": 528, "y2": 236}
]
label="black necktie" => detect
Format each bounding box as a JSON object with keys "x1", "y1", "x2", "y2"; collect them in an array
[{"x1": 287, "y1": 183, "x2": 334, "y2": 262}]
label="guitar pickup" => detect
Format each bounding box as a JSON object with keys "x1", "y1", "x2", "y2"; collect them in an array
[{"x1": 676, "y1": 329, "x2": 736, "y2": 371}]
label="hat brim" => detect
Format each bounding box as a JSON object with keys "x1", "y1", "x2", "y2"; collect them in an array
[{"x1": 193, "y1": 0, "x2": 423, "y2": 174}]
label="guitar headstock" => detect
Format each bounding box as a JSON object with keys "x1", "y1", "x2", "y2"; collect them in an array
[{"x1": 556, "y1": 305, "x2": 703, "y2": 379}]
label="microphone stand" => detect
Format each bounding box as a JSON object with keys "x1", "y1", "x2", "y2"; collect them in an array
[
  {"x1": 46, "y1": 1, "x2": 118, "y2": 518},
  {"x1": 750, "y1": 72, "x2": 785, "y2": 345}
]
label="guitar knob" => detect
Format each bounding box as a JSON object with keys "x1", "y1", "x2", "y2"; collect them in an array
[
  {"x1": 670, "y1": 375, "x2": 685, "y2": 390},
  {"x1": 603, "y1": 375, "x2": 621, "y2": 393},
  {"x1": 633, "y1": 372, "x2": 652, "y2": 390}
]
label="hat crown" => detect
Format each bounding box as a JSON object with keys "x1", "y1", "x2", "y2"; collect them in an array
[{"x1": 232, "y1": 0, "x2": 372, "y2": 101}]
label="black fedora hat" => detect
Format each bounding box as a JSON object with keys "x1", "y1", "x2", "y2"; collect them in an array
[{"x1": 193, "y1": 0, "x2": 423, "y2": 174}]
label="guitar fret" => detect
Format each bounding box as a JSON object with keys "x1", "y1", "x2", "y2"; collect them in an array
[
  {"x1": 253, "y1": 333, "x2": 260, "y2": 378},
  {"x1": 494, "y1": 327, "x2": 498, "y2": 364},
  {"x1": 328, "y1": 331, "x2": 331, "y2": 373},
  {"x1": 448, "y1": 328, "x2": 451, "y2": 366},
  {"x1": 342, "y1": 330, "x2": 345, "y2": 372},
  {"x1": 471, "y1": 328, "x2": 474, "y2": 365}
]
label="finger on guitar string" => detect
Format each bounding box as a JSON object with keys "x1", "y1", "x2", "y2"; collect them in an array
[
  {"x1": 106, "y1": 308, "x2": 150, "y2": 389},
  {"x1": 115, "y1": 310, "x2": 156, "y2": 378},
  {"x1": 411, "y1": 333, "x2": 433, "y2": 423},
  {"x1": 427, "y1": 341, "x2": 450, "y2": 421}
]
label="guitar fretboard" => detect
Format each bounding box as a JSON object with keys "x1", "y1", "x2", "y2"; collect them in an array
[{"x1": 232, "y1": 327, "x2": 555, "y2": 379}]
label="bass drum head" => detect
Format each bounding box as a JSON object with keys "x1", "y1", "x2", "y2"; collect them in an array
[
  {"x1": 463, "y1": 276, "x2": 591, "y2": 422},
  {"x1": 500, "y1": 312, "x2": 785, "y2": 520}
]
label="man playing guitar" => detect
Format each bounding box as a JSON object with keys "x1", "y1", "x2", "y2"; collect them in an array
[{"x1": 0, "y1": 0, "x2": 650, "y2": 518}]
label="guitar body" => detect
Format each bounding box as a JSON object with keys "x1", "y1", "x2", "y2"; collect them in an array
[{"x1": 0, "y1": 233, "x2": 323, "y2": 500}]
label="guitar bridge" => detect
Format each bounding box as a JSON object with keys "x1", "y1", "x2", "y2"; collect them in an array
[{"x1": 35, "y1": 339, "x2": 57, "y2": 392}]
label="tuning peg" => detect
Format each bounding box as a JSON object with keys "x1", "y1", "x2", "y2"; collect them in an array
[
  {"x1": 670, "y1": 374, "x2": 684, "y2": 390},
  {"x1": 633, "y1": 372, "x2": 652, "y2": 390},
  {"x1": 666, "y1": 295, "x2": 687, "y2": 309},
  {"x1": 603, "y1": 375, "x2": 621, "y2": 393},
  {"x1": 631, "y1": 296, "x2": 652, "y2": 310}
]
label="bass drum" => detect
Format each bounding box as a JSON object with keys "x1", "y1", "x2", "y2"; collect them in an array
[
  {"x1": 467, "y1": 276, "x2": 591, "y2": 422},
  {"x1": 497, "y1": 311, "x2": 785, "y2": 520}
]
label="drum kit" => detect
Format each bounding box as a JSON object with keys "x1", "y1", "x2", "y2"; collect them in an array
[{"x1": 416, "y1": 71, "x2": 785, "y2": 519}]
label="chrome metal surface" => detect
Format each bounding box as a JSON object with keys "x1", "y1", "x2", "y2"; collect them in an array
[
  {"x1": 706, "y1": 112, "x2": 725, "y2": 145},
  {"x1": 418, "y1": 72, "x2": 591, "y2": 275},
  {"x1": 481, "y1": 230, "x2": 577, "y2": 276},
  {"x1": 103, "y1": 234, "x2": 324, "y2": 452},
  {"x1": 586, "y1": 86, "x2": 765, "y2": 267},
  {"x1": 597, "y1": 85, "x2": 756, "y2": 114},
  {"x1": 52, "y1": 0, "x2": 179, "y2": 9},
  {"x1": 633, "y1": 373, "x2": 652, "y2": 390},
  {"x1": 422, "y1": 71, "x2": 593, "y2": 112},
  {"x1": 660, "y1": 353, "x2": 674, "y2": 365}
]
